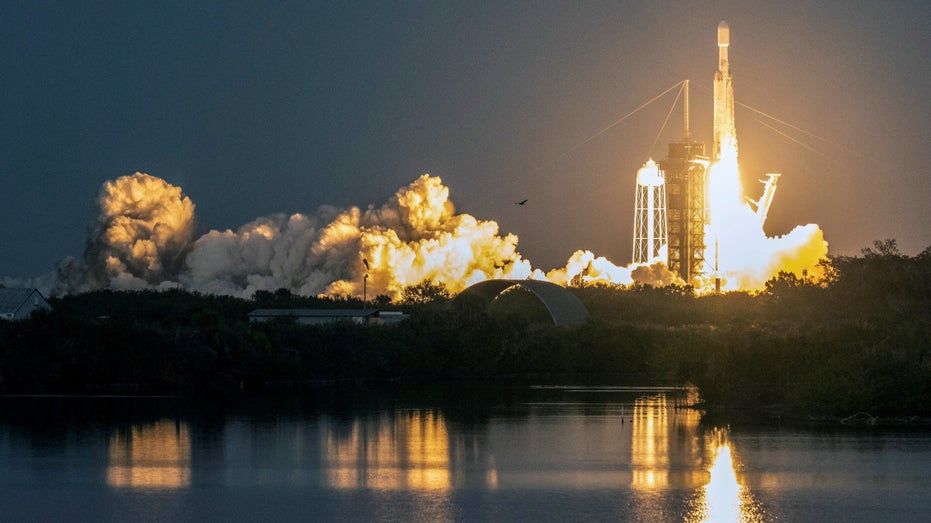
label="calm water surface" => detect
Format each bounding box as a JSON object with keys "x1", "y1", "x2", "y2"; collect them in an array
[{"x1": 1, "y1": 385, "x2": 929, "y2": 522}]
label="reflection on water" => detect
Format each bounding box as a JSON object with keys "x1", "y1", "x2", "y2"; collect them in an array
[
  {"x1": 686, "y1": 431, "x2": 765, "y2": 522},
  {"x1": 629, "y1": 392, "x2": 766, "y2": 522},
  {"x1": 629, "y1": 392, "x2": 705, "y2": 520},
  {"x1": 702, "y1": 444, "x2": 742, "y2": 521},
  {"x1": 4, "y1": 388, "x2": 927, "y2": 521},
  {"x1": 631, "y1": 393, "x2": 704, "y2": 490},
  {"x1": 107, "y1": 419, "x2": 191, "y2": 490},
  {"x1": 325, "y1": 410, "x2": 452, "y2": 491}
]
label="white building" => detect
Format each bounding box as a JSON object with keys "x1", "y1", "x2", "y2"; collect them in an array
[{"x1": 0, "y1": 288, "x2": 52, "y2": 321}]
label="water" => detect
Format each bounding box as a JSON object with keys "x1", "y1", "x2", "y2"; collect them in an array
[{"x1": 1, "y1": 385, "x2": 929, "y2": 522}]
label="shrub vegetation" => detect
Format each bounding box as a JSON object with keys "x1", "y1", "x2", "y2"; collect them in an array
[{"x1": 1, "y1": 240, "x2": 929, "y2": 416}]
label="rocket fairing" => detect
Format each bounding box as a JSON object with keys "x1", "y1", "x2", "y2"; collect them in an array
[
  {"x1": 713, "y1": 20, "x2": 736, "y2": 161},
  {"x1": 717, "y1": 20, "x2": 729, "y2": 70}
]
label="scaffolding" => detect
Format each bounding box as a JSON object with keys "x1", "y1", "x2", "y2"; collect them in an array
[{"x1": 661, "y1": 142, "x2": 708, "y2": 283}]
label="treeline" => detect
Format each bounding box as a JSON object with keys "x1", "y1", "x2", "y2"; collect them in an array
[{"x1": 1, "y1": 240, "x2": 929, "y2": 417}]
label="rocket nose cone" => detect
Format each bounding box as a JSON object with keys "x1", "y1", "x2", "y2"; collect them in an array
[{"x1": 717, "y1": 20, "x2": 729, "y2": 46}]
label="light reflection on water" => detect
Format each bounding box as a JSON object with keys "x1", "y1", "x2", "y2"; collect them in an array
[
  {"x1": 107, "y1": 419, "x2": 191, "y2": 490},
  {"x1": 2, "y1": 388, "x2": 930, "y2": 521},
  {"x1": 627, "y1": 392, "x2": 764, "y2": 522},
  {"x1": 631, "y1": 393, "x2": 705, "y2": 491},
  {"x1": 325, "y1": 410, "x2": 453, "y2": 491},
  {"x1": 685, "y1": 433, "x2": 766, "y2": 523},
  {"x1": 94, "y1": 390, "x2": 765, "y2": 518}
]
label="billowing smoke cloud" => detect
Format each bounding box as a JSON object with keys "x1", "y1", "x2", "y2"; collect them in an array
[
  {"x1": 51, "y1": 173, "x2": 195, "y2": 294},
  {"x1": 630, "y1": 261, "x2": 686, "y2": 287},
  {"x1": 47, "y1": 173, "x2": 536, "y2": 300},
  {"x1": 544, "y1": 250, "x2": 684, "y2": 288},
  {"x1": 179, "y1": 174, "x2": 535, "y2": 299},
  {"x1": 23, "y1": 168, "x2": 823, "y2": 299}
]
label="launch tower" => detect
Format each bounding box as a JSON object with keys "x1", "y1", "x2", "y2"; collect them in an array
[{"x1": 660, "y1": 80, "x2": 708, "y2": 282}]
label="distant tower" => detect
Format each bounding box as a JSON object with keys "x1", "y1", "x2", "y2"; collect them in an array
[
  {"x1": 632, "y1": 159, "x2": 667, "y2": 264},
  {"x1": 661, "y1": 80, "x2": 709, "y2": 282}
]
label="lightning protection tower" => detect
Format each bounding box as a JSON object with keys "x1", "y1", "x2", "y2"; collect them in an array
[{"x1": 632, "y1": 159, "x2": 667, "y2": 264}]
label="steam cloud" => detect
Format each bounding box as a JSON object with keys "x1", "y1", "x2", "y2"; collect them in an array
[
  {"x1": 45, "y1": 173, "x2": 538, "y2": 299},
  {"x1": 14, "y1": 170, "x2": 823, "y2": 299},
  {"x1": 181, "y1": 174, "x2": 534, "y2": 299},
  {"x1": 51, "y1": 173, "x2": 195, "y2": 295}
]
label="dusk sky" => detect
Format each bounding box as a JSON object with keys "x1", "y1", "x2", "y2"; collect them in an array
[{"x1": 2, "y1": 1, "x2": 930, "y2": 279}]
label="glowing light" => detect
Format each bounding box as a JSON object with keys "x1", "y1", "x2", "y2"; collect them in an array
[
  {"x1": 696, "y1": 19, "x2": 828, "y2": 292},
  {"x1": 107, "y1": 420, "x2": 191, "y2": 490},
  {"x1": 699, "y1": 444, "x2": 742, "y2": 521},
  {"x1": 686, "y1": 436, "x2": 765, "y2": 523},
  {"x1": 325, "y1": 410, "x2": 451, "y2": 491},
  {"x1": 631, "y1": 395, "x2": 670, "y2": 490},
  {"x1": 405, "y1": 411, "x2": 452, "y2": 491},
  {"x1": 701, "y1": 142, "x2": 828, "y2": 293},
  {"x1": 629, "y1": 393, "x2": 704, "y2": 492}
]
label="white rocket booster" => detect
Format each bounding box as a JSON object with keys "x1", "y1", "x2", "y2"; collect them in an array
[{"x1": 713, "y1": 20, "x2": 737, "y2": 160}]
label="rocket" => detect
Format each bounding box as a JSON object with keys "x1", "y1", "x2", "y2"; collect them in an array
[{"x1": 713, "y1": 20, "x2": 737, "y2": 161}]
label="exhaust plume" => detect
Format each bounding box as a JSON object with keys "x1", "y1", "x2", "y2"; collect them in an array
[
  {"x1": 182, "y1": 174, "x2": 535, "y2": 299},
  {"x1": 702, "y1": 147, "x2": 828, "y2": 292},
  {"x1": 29, "y1": 167, "x2": 823, "y2": 299},
  {"x1": 51, "y1": 172, "x2": 195, "y2": 294},
  {"x1": 48, "y1": 173, "x2": 536, "y2": 300}
]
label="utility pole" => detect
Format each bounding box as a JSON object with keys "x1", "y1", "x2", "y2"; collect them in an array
[{"x1": 362, "y1": 257, "x2": 370, "y2": 310}]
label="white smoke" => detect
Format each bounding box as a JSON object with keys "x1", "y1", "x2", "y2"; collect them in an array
[
  {"x1": 630, "y1": 261, "x2": 686, "y2": 287},
  {"x1": 30, "y1": 169, "x2": 823, "y2": 299},
  {"x1": 544, "y1": 250, "x2": 684, "y2": 288},
  {"x1": 45, "y1": 172, "x2": 539, "y2": 300},
  {"x1": 48, "y1": 173, "x2": 195, "y2": 295},
  {"x1": 180, "y1": 174, "x2": 539, "y2": 299},
  {"x1": 547, "y1": 250, "x2": 630, "y2": 287}
]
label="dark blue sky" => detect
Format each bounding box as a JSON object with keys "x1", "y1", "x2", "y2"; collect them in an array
[{"x1": 3, "y1": 1, "x2": 930, "y2": 278}]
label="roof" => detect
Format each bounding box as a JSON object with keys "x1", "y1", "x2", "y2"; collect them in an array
[
  {"x1": 248, "y1": 309, "x2": 379, "y2": 318},
  {"x1": 0, "y1": 288, "x2": 40, "y2": 314},
  {"x1": 457, "y1": 279, "x2": 590, "y2": 326}
]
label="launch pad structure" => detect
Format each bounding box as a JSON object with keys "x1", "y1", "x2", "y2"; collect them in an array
[
  {"x1": 632, "y1": 79, "x2": 709, "y2": 282},
  {"x1": 633, "y1": 21, "x2": 741, "y2": 284},
  {"x1": 631, "y1": 82, "x2": 709, "y2": 283},
  {"x1": 661, "y1": 125, "x2": 708, "y2": 283}
]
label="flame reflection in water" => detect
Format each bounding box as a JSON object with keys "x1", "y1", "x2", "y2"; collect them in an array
[
  {"x1": 107, "y1": 419, "x2": 191, "y2": 490},
  {"x1": 325, "y1": 410, "x2": 454, "y2": 491},
  {"x1": 687, "y1": 436, "x2": 765, "y2": 522}
]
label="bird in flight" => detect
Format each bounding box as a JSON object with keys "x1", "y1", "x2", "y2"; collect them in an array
[{"x1": 515, "y1": 199, "x2": 528, "y2": 205}]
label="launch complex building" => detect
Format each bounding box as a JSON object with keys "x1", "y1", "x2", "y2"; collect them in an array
[{"x1": 633, "y1": 21, "x2": 778, "y2": 284}]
